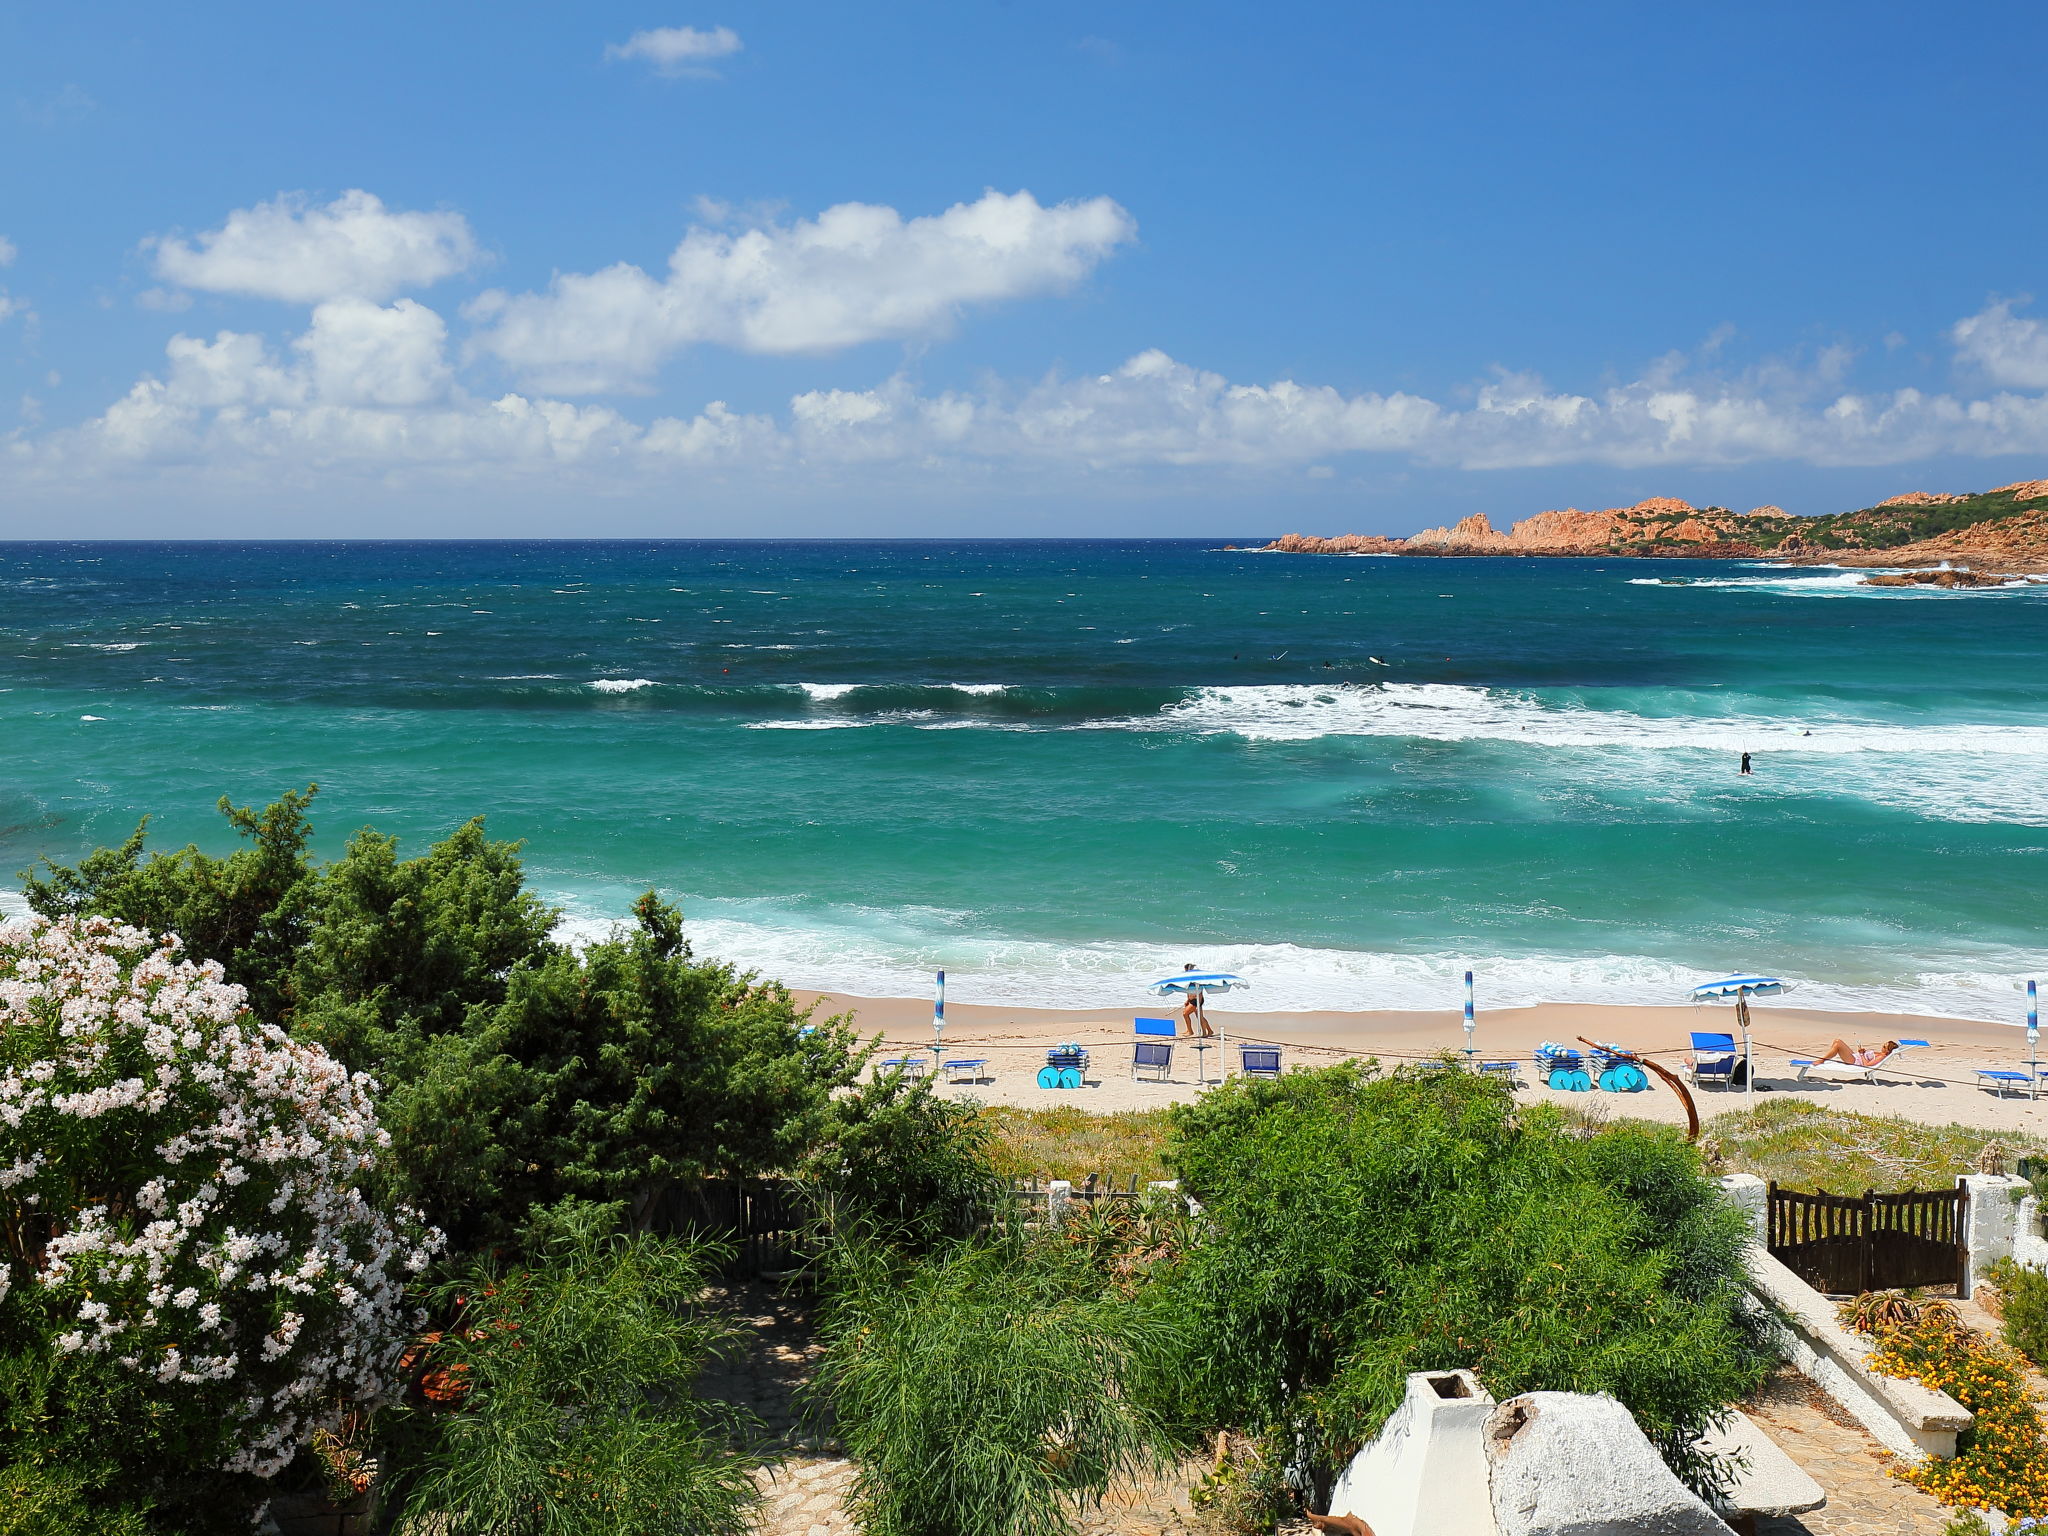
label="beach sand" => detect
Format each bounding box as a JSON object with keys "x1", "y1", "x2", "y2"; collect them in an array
[{"x1": 793, "y1": 990, "x2": 2048, "y2": 1135}]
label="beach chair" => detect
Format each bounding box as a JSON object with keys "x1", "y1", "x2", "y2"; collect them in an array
[
  {"x1": 1478, "y1": 1059, "x2": 1524, "y2": 1088},
  {"x1": 1687, "y1": 1032, "x2": 1740, "y2": 1090},
  {"x1": 1977, "y1": 1068, "x2": 2033, "y2": 1098},
  {"x1": 1237, "y1": 1044, "x2": 1282, "y2": 1078},
  {"x1": 1132, "y1": 1040, "x2": 1175, "y2": 1081},
  {"x1": 942, "y1": 1057, "x2": 990, "y2": 1085},
  {"x1": 876, "y1": 1055, "x2": 927, "y2": 1081},
  {"x1": 1133, "y1": 1017, "x2": 1176, "y2": 1082},
  {"x1": 1791, "y1": 1039, "x2": 1928, "y2": 1084}
]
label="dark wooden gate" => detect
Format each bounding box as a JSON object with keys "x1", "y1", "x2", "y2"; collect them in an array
[
  {"x1": 655, "y1": 1177, "x2": 808, "y2": 1277},
  {"x1": 1767, "y1": 1182, "x2": 1964, "y2": 1294}
]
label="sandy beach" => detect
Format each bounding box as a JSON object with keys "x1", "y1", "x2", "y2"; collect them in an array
[{"x1": 795, "y1": 990, "x2": 2048, "y2": 1135}]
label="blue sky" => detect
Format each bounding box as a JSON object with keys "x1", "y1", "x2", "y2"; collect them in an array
[{"x1": 3, "y1": 0, "x2": 2048, "y2": 535}]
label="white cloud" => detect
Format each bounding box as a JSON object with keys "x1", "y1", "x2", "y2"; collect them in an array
[
  {"x1": 0, "y1": 236, "x2": 16, "y2": 267},
  {"x1": 469, "y1": 189, "x2": 1137, "y2": 392},
  {"x1": 20, "y1": 297, "x2": 2048, "y2": 498},
  {"x1": 604, "y1": 25, "x2": 742, "y2": 77},
  {"x1": 0, "y1": 293, "x2": 29, "y2": 327},
  {"x1": 1952, "y1": 300, "x2": 2048, "y2": 389},
  {"x1": 149, "y1": 190, "x2": 479, "y2": 303}
]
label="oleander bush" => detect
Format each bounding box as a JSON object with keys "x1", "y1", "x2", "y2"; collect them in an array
[{"x1": 0, "y1": 916, "x2": 436, "y2": 1530}]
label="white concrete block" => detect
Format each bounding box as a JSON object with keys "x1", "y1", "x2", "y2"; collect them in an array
[
  {"x1": 1484, "y1": 1392, "x2": 1728, "y2": 1536},
  {"x1": 1326, "y1": 1370, "x2": 1497, "y2": 1536}
]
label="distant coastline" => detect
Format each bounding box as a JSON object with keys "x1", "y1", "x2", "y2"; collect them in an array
[{"x1": 1250, "y1": 479, "x2": 2048, "y2": 573}]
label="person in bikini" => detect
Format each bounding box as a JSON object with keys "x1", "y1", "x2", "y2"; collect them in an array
[
  {"x1": 1179, "y1": 963, "x2": 1217, "y2": 1038},
  {"x1": 1812, "y1": 1038, "x2": 1899, "y2": 1068}
]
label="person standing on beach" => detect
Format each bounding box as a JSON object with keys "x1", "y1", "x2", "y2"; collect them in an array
[
  {"x1": 1180, "y1": 963, "x2": 1216, "y2": 1038},
  {"x1": 1739, "y1": 751, "x2": 1753, "y2": 775}
]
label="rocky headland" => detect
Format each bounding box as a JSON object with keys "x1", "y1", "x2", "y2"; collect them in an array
[{"x1": 1259, "y1": 479, "x2": 2048, "y2": 575}]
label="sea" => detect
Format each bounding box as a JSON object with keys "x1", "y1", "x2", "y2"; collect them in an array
[{"x1": 0, "y1": 540, "x2": 2043, "y2": 1023}]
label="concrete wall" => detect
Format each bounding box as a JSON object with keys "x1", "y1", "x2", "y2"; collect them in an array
[
  {"x1": 1959, "y1": 1173, "x2": 2034, "y2": 1294},
  {"x1": 1741, "y1": 1242, "x2": 1969, "y2": 1462}
]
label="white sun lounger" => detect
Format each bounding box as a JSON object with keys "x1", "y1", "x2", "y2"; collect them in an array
[{"x1": 1789, "y1": 1039, "x2": 1928, "y2": 1083}]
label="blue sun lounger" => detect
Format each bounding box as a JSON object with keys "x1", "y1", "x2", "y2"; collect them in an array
[
  {"x1": 1977, "y1": 1068, "x2": 2033, "y2": 1098},
  {"x1": 942, "y1": 1057, "x2": 990, "y2": 1084},
  {"x1": 876, "y1": 1056, "x2": 927, "y2": 1081}
]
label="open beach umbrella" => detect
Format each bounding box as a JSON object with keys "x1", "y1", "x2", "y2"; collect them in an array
[
  {"x1": 1148, "y1": 972, "x2": 1247, "y2": 1083},
  {"x1": 1688, "y1": 976, "x2": 1791, "y2": 1100}
]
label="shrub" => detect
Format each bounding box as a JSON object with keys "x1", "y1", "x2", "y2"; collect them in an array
[
  {"x1": 1855, "y1": 1303, "x2": 2048, "y2": 1517},
  {"x1": 381, "y1": 1203, "x2": 758, "y2": 1536},
  {"x1": 803, "y1": 1071, "x2": 1006, "y2": 1254},
  {"x1": 0, "y1": 916, "x2": 436, "y2": 1527},
  {"x1": 27, "y1": 796, "x2": 868, "y2": 1254},
  {"x1": 1152, "y1": 1062, "x2": 1773, "y2": 1497},
  {"x1": 816, "y1": 1233, "x2": 1177, "y2": 1536},
  {"x1": 1993, "y1": 1258, "x2": 2048, "y2": 1371}
]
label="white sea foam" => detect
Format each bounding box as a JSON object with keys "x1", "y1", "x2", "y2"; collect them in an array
[
  {"x1": 65, "y1": 642, "x2": 145, "y2": 651},
  {"x1": 945, "y1": 683, "x2": 1010, "y2": 694},
  {"x1": 1629, "y1": 569, "x2": 2044, "y2": 597},
  {"x1": 1090, "y1": 683, "x2": 2048, "y2": 755},
  {"x1": 588, "y1": 678, "x2": 657, "y2": 693},
  {"x1": 798, "y1": 683, "x2": 859, "y2": 700},
  {"x1": 489, "y1": 674, "x2": 563, "y2": 680},
  {"x1": 544, "y1": 893, "x2": 2040, "y2": 1023}
]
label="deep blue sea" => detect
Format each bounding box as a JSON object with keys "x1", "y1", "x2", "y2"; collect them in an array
[{"x1": 1, "y1": 540, "x2": 2043, "y2": 1021}]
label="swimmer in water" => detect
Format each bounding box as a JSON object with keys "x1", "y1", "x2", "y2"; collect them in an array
[{"x1": 1740, "y1": 751, "x2": 1753, "y2": 774}]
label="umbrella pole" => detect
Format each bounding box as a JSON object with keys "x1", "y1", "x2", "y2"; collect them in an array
[
  {"x1": 2015, "y1": 987, "x2": 2031, "y2": 1105},
  {"x1": 932, "y1": 969, "x2": 945, "y2": 1075}
]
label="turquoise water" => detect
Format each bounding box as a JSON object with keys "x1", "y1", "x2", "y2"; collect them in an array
[{"x1": 1, "y1": 541, "x2": 2044, "y2": 1020}]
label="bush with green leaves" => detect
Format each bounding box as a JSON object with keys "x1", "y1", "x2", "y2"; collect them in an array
[
  {"x1": 1992, "y1": 1258, "x2": 2048, "y2": 1371},
  {"x1": 24, "y1": 790, "x2": 865, "y2": 1252},
  {"x1": 1151, "y1": 1061, "x2": 1774, "y2": 1497},
  {"x1": 801, "y1": 1070, "x2": 1007, "y2": 1254},
  {"x1": 815, "y1": 1229, "x2": 1177, "y2": 1536},
  {"x1": 381, "y1": 1203, "x2": 759, "y2": 1536}
]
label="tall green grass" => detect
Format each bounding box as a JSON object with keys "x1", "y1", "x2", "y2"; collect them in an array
[{"x1": 1703, "y1": 1099, "x2": 2039, "y2": 1193}]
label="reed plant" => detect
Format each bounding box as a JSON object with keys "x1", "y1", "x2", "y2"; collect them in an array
[
  {"x1": 814, "y1": 1230, "x2": 1178, "y2": 1536},
  {"x1": 381, "y1": 1203, "x2": 759, "y2": 1536}
]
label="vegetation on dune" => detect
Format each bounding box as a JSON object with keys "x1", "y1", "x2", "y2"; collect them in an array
[
  {"x1": 974, "y1": 1104, "x2": 1174, "y2": 1186},
  {"x1": 29, "y1": 786, "x2": 2023, "y2": 1534},
  {"x1": 1702, "y1": 1098, "x2": 2037, "y2": 1193}
]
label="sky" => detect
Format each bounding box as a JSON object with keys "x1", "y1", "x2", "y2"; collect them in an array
[{"x1": 3, "y1": 0, "x2": 2048, "y2": 536}]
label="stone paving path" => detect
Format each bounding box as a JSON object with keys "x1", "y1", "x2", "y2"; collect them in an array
[{"x1": 1746, "y1": 1368, "x2": 1950, "y2": 1536}]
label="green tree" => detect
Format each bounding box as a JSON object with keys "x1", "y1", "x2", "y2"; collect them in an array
[
  {"x1": 1153, "y1": 1062, "x2": 1773, "y2": 1496},
  {"x1": 21, "y1": 787, "x2": 321, "y2": 1022}
]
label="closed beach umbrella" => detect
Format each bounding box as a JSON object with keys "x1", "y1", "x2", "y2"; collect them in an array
[{"x1": 1688, "y1": 976, "x2": 1791, "y2": 1100}]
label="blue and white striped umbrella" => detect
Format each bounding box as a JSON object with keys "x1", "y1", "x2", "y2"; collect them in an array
[
  {"x1": 1689, "y1": 975, "x2": 1789, "y2": 1001},
  {"x1": 1147, "y1": 972, "x2": 1248, "y2": 995}
]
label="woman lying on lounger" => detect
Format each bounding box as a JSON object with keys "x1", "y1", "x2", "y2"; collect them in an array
[{"x1": 1812, "y1": 1038, "x2": 1900, "y2": 1068}]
